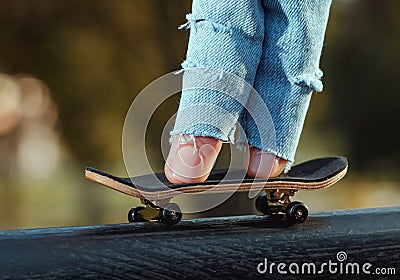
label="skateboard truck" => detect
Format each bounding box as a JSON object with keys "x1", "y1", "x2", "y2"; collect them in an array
[
  {"x1": 128, "y1": 199, "x2": 183, "y2": 225},
  {"x1": 255, "y1": 189, "x2": 309, "y2": 223},
  {"x1": 128, "y1": 189, "x2": 308, "y2": 226}
]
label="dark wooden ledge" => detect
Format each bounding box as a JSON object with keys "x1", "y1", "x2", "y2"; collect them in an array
[{"x1": 0, "y1": 207, "x2": 399, "y2": 279}]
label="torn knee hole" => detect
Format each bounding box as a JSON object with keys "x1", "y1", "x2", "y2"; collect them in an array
[
  {"x1": 289, "y1": 71, "x2": 324, "y2": 92},
  {"x1": 181, "y1": 60, "x2": 198, "y2": 69},
  {"x1": 179, "y1": 13, "x2": 232, "y2": 35}
]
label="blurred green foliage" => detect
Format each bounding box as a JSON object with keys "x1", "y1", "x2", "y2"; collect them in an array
[
  {"x1": 325, "y1": 1, "x2": 400, "y2": 176},
  {"x1": 0, "y1": 0, "x2": 191, "y2": 167}
]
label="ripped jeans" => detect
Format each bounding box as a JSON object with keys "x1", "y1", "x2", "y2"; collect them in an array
[{"x1": 170, "y1": 0, "x2": 332, "y2": 168}]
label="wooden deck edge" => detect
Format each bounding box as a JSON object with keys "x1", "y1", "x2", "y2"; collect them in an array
[{"x1": 85, "y1": 165, "x2": 348, "y2": 201}]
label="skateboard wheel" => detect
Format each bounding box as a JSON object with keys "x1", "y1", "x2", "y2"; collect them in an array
[
  {"x1": 128, "y1": 206, "x2": 146, "y2": 223},
  {"x1": 255, "y1": 193, "x2": 272, "y2": 215},
  {"x1": 159, "y1": 203, "x2": 182, "y2": 225},
  {"x1": 286, "y1": 202, "x2": 308, "y2": 223}
]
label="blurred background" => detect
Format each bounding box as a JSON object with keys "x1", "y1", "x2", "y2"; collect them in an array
[{"x1": 0, "y1": 0, "x2": 399, "y2": 230}]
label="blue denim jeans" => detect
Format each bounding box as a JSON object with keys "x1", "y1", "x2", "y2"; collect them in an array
[{"x1": 171, "y1": 0, "x2": 332, "y2": 168}]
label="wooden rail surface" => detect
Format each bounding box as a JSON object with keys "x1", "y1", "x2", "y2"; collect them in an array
[{"x1": 0, "y1": 207, "x2": 399, "y2": 279}]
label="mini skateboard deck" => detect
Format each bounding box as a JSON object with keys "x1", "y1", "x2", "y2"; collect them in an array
[{"x1": 85, "y1": 156, "x2": 348, "y2": 225}]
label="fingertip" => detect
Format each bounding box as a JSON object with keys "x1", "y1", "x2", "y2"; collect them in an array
[
  {"x1": 164, "y1": 135, "x2": 222, "y2": 184},
  {"x1": 245, "y1": 147, "x2": 287, "y2": 178}
]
